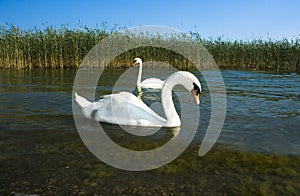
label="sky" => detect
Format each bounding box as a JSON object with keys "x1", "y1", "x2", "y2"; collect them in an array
[{"x1": 0, "y1": 0, "x2": 299, "y2": 40}]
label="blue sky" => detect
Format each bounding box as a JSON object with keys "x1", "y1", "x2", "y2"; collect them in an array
[{"x1": 0, "y1": 0, "x2": 299, "y2": 40}]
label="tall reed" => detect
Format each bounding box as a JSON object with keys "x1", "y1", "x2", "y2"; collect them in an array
[
  {"x1": 0, "y1": 24, "x2": 109, "y2": 69},
  {"x1": 191, "y1": 32, "x2": 300, "y2": 73},
  {"x1": 0, "y1": 24, "x2": 299, "y2": 73}
]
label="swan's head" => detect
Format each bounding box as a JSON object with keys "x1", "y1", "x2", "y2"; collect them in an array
[
  {"x1": 164, "y1": 71, "x2": 201, "y2": 105},
  {"x1": 133, "y1": 57, "x2": 142, "y2": 65},
  {"x1": 179, "y1": 71, "x2": 201, "y2": 105},
  {"x1": 192, "y1": 82, "x2": 201, "y2": 105}
]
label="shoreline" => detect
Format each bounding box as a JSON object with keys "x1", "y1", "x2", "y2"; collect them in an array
[{"x1": 1, "y1": 66, "x2": 299, "y2": 75}]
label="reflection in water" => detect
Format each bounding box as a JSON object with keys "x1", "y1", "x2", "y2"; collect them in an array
[
  {"x1": 171, "y1": 126, "x2": 180, "y2": 138},
  {"x1": 137, "y1": 86, "x2": 143, "y2": 100},
  {"x1": 136, "y1": 87, "x2": 162, "y2": 101},
  {"x1": 136, "y1": 86, "x2": 162, "y2": 102},
  {"x1": 101, "y1": 122, "x2": 181, "y2": 144}
]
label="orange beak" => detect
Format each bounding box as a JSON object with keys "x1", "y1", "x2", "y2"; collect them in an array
[{"x1": 192, "y1": 89, "x2": 200, "y2": 105}]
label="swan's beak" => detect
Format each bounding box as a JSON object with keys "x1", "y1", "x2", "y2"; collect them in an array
[
  {"x1": 192, "y1": 89, "x2": 200, "y2": 105},
  {"x1": 132, "y1": 61, "x2": 138, "y2": 65}
]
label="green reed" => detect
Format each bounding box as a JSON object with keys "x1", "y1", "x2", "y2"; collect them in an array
[
  {"x1": 191, "y1": 32, "x2": 300, "y2": 73},
  {"x1": 0, "y1": 24, "x2": 108, "y2": 69},
  {"x1": 0, "y1": 24, "x2": 299, "y2": 73}
]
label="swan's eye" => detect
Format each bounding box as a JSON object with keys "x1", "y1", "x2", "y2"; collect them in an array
[{"x1": 193, "y1": 82, "x2": 200, "y2": 95}]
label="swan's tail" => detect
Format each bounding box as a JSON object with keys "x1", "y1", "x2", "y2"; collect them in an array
[
  {"x1": 75, "y1": 92, "x2": 92, "y2": 108},
  {"x1": 74, "y1": 92, "x2": 94, "y2": 119}
]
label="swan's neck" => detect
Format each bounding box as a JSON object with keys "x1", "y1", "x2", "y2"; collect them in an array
[
  {"x1": 137, "y1": 62, "x2": 142, "y2": 86},
  {"x1": 161, "y1": 73, "x2": 183, "y2": 127}
]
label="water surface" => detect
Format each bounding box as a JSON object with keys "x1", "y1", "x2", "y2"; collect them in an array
[{"x1": 0, "y1": 69, "x2": 299, "y2": 194}]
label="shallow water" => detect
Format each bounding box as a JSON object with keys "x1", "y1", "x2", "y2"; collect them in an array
[{"x1": 0, "y1": 69, "x2": 300, "y2": 194}]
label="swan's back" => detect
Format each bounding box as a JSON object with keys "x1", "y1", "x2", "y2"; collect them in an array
[
  {"x1": 75, "y1": 92, "x2": 166, "y2": 127},
  {"x1": 139, "y1": 78, "x2": 164, "y2": 89}
]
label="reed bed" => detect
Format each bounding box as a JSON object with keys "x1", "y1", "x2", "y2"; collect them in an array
[
  {"x1": 0, "y1": 24, "x2": 299, "y2": 73},
  {"x1": 0, "y1": 24, "x2": 108, "y2": 69},
  {"x1": 191, "y1": 32, "x2": 300, "y2": 73}
]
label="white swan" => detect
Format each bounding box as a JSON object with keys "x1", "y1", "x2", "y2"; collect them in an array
[
  {"x1": 75, "y1": 71, "x2": 201, "y2": 127},
  {"x1": 133, "y1": 57, "x2": 164, "y2": 89}
]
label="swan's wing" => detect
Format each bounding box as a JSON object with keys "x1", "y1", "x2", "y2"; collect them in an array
[
  {"x1": 139, "y1": 78, "x2": 164, "y2": 89},
  {"x1": 75, "y1": 92, "x2": 166, "y2": 126},
  {"x1": 94, "y1": 92, "x2": 166, "y2": 126}
]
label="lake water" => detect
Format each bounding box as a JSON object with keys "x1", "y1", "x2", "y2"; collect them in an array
[{"x1": 0, "y1": 69, "x2": 300, "y2": 194}]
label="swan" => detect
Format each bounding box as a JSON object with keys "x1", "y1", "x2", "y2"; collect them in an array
[
  {"x1": 75, "y1": 71, "x2": 201, "y2": 127},
  {"x1": 133, "y1": 57, "x2": 164, "y2": 89}
]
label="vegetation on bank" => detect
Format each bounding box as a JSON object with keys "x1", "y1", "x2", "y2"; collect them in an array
[{"x1": 0, "y1": 24, "x2": 299, "y2": 72}]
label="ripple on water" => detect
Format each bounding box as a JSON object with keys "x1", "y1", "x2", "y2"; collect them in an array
[{"x1": 0, "y1": 69, "x2": 299, "y2": 156}]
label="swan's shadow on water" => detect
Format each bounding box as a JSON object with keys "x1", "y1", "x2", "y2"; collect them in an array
[{"x1": 91, "y1": 121, "x2": 181, "y2": 151}]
